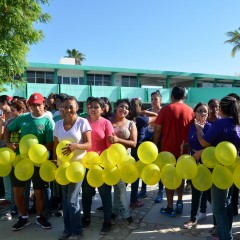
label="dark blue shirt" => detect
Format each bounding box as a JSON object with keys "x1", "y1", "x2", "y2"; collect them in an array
[{"x1": 203, "y1": 118, "x2": 240, "y2": 154}]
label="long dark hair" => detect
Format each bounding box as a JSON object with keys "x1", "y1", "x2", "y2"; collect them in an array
[{"x1": 220, "y1": 96, "x2": 240, "y2": 125}]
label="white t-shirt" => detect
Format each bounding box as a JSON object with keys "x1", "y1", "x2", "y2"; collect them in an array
[{"x1": 54, "y1": 117, "x2": 91, "y2": 164}]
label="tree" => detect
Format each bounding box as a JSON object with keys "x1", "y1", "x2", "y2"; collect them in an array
[
  {"x1": 225, "y1": 28, "x2": 240, "y2": 58},
  {"x1": 0, "y1": 0, "x2": 51, "y2": 91},
  {"x1": 65, "y1": 49, "x2": 86, "y2": 65}
]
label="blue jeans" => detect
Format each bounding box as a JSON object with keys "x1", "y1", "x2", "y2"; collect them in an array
[
  {"x1": 113, "y1": 180, "x2": 129, "y2": 219},
  {"x1": 82, "y1": 174, "x2": 112, "y2": 221},
  {"x1": 61, "y1": 182, "x2": 82, "y2": 235},
  {"x1": 211, "y1": 184, "x2": 233, "y2": 240}
]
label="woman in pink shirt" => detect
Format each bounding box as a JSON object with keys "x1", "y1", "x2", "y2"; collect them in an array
[{"x1": 81, "y1": 98, "x2": 114, "y2": 235}]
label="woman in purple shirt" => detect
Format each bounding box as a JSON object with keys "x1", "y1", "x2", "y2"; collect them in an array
[
  {"x1": 182, "y1": 102, "x2": 211, "y2": 229},
  {"x1": 196, "y1": 96, "x2": 240, "y2": 240}
]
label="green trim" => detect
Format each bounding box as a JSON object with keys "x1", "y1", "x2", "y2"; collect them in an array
[
  {"x1": 54, "y1": 69, "x2": 58, "y2": 84},
  {"x1": 193, "y1": 78, "x2": 197, "y2": 87},
  {"x1": 84, "y1": 70, "x2": 88, "y2": 85},
  {"x1": 166, "y1": 76, "x2": 170, "y2": 88},
  {"x1": 28, "y1": 62, "x2": 240, "y2": 81},
  {"x1": 214, "y1": 79, "x2": 217, "y2": 87},
  {"x1": 137, "y1": 74, "x2": 141, "y2": 87},
  {"x1": 111, "y1": 72, "x2": 116, "y2": 86}
]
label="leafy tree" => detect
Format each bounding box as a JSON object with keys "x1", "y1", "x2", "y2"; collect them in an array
[
  {"x1": 225, "y1": 28, "x2": 240, "y2": 57},
  {"x1": 0, "y1": 0, "x2": 51, "y2": 91},
  {"x1": 65, "y1": 49, "x2": 86, "y2": 65}
]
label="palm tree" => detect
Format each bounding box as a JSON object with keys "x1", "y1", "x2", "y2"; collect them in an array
[
  {"x1": 65, "y1": 49, "x2": 86, "y2": 65},
  {"x1": 225, "y1": 28, "x2": 240, "y2": 57}
]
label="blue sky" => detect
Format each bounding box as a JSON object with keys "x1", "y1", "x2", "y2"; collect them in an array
[{"x1": 28, "y1": 0, "x2": 240, "y2": 76}]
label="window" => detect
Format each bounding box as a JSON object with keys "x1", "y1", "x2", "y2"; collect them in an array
[
  {"x1": 27, "y1": 71, "x2": 35, "y2": 83},
  {"x1": 86, "y1": 74, "x2": 111, "y2": 86},
  {"x1": 122, "y1": 76, "x2": 137, "y2": 87},
  {"x1": 62, "y1": 77, "x2": 70, "y2": 84},
  {"x1": 46, "y1": 72, "x2": 54, "y2": 84},
  {"x1": 71, "y1": 77, "x2": 78, "y2": 85},
  {"x1": 26, "y1": 71, "x2": 54, "y2": 84},
  {"x1": 79, "y1": 77, "x2": 84, "y2": 85}
]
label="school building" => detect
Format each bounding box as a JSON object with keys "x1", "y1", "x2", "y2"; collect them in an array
[{"x1": 4, "y1": 61, "x2": 240, "y2": 110}]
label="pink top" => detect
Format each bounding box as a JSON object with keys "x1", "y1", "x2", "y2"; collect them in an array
[{"x1": 87, "y1": 117, "x2": 114, "y2": 155}]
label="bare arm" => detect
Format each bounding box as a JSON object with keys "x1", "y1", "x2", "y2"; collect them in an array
[
  {"x1": 153, "y1": 124, "x2": 162, "y2": 146},
  {"x1": 4, "y1": 127, "x2": 18, "y2": 151},
  {"x1": 107, "y1": 123, "x2": 137, "y2": 148},
  {"x1": 195, "y1": 120, "x2": 211, "y2": 147}
]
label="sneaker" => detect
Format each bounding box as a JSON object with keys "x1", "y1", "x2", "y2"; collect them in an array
[
  {"x1": 175, "y1": 200, "x2": 183, "y2": 214},
  {"x1": 96, "y1": 206, "x2": 103, "y2": 211},
  {"x1": 209, "y1": 226, "x2": 218, "y2": 236},
  {"x1": 36, "y1": 216, "x2": 52, "y2": 229},
  {"x1": 183, "y1": 220, "x2": 197, "y2": 229},
  {"x1": 82, "y1": 216, "x2": 91, "y2": 228},
  {"x1": 2, "y1": 213, "x2": 12, "y2": 221},
  {"x1": 154, "y1": 193, "x2": 163, "y2": 203},
  {"x1": 137, "y1": 191, "x2": 148, "y2": 199},
  {"x1": 122, "y1": 217, "x2": 137, "y2": 230},
  {"x1": 196, "y1": 212, "x2": 207, "y2": 222},
  {"x1": 100, "y1": 221, "x2": 112, "y2": 235},
  {"x1": 68, "y1": 233, "x2": 84, "y2": 240},
  {"x1": 11, "y1": 217, "x2": 31, "y2": 231},
  {"x1": 160, "y1": 206, "x2": 176, "y2": 217},
  {"x1": 58, "y1": 232, "x2": 71, "y2": 240},
  {"x1": 0, "y1": 199, "x2": 11, "y2": 205},
  {"x1": 130, "y1": 200, "x2": 144, "y2": 208}
]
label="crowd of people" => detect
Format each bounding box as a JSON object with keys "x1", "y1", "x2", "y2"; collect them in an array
[{"x1": 0, "y1": 86, "x2": 239, "y2": 240}]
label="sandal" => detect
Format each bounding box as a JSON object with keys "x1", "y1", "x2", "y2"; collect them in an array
[{"x1": 183, "y1": 220, "x2": 197, "y2": 229}]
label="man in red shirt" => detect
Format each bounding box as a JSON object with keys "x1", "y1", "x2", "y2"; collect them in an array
[{"x1": 153, "y1": 86, "x2": 193, "y2": 217}]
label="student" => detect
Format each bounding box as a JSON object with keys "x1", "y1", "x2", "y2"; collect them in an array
[
  {"x1": 53, "y1": 96, "x2": 92, "y2": 240},
  {"x1": 153, "y1": 86, "x2": 193, "y2": 217},
  {"x1": 4, "y1": 93, "x2": 54, "y2": 231},
  {"x1": 196, "y1": 95, "x2": 240, "y2": 240}
]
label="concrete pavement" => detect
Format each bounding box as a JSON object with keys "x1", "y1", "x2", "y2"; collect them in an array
[{"x1": 1, "y1": 183, "x2": 240, "y2": 240}]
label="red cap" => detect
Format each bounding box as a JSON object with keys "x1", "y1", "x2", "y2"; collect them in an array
[{"x1": 28, "y1": 93, "x2": 44, "y2": 105}]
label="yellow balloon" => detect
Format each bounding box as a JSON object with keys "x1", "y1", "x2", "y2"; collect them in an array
[
  {"x1": 87, "y1": 165, "x2": 104, "y2": 188},
  {"x1": 55, "y1": 162, "x2": 70, "y2": 185},
  {"x1": 192, "y1": 165, "x2": 212, "y2": 191},
  {"x1": 137, "y1": 141, "x2": 158, "y2": 164},
  {"x1": 120, "y1": 163, "x2": 138, "y2": 184},
  {"x1": 154, "y1": 151, "x2": 176, "y2": 170},
  {"x1": 141, "y1": 164, "x2": 161, "y2": 186},
  {"x1": 161, "y1": 164, "x2": 182, "y2": 190},
  {"x1": 0, "y1": 162, "x2": 12, "y2": 177},
  {"x1": 56, "y1": 140, "x2": 74, "y2": 162},
  {"x1": 82, "y1": 151, "x2": 100, "y2": 169},
  {"x1": 0, "y1": 147, "x2": 16, "y2": 165},
  {"x1": 233, "y1": 163, "x2": 240, "y2": 189},
  {"x1": 135, "y1": 160, "x2": 146, "y2": 177},
  {"x1": 12, "y1": 155, "x2": 23, "y2": 168},
  {"x1": 40, "y1": 160, "x2": 57, "y2": 182},
  {"x1": 100, "y1": 149, "x2": 116, "y2": 169},
  {"x1": 14, "y1": 158, "x2": 34, "y2": 181},
  {"x1": 28, "y1": 144, "x2": 48, "y2": 165},
  {"x1": 118, "y1": 155, "x2": 135, "y2": 170},
  {"x1": 176, "y1": 155, "x2": 198, "y2": 179},
  {"x1": 201, "y1": 147, "x2": 218, "y2": 169},
  {"x1": 102, "y1": 166, "x2": 121, "y2": 186},
  {"x1": 107, "y1": 143, "x2": 127, "y2": 165},
  {"x1": 66, "y1": 162, "x2": 85, "y2": 183},
  {"x1": 19, "y1": 134, "x2": 38, "y2": 158},
  {"x1": 229, "y1": 156, "x2": 240, "y2": 172},
  {"x1": 215, "y1": 141, "x2": 237, "y2": 166},
  {"x1": 212, "y1": 165, "x2": 233, "y2": 190}
]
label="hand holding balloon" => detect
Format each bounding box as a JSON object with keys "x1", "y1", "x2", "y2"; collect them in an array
[{"x1": 61, "y1": 143, "x2": 78, "y2": 156}]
